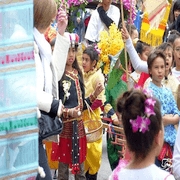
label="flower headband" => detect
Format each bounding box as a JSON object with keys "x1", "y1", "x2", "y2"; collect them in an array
[{"x1": 130, "y1": 88, "x2": 156, "y2": 133}]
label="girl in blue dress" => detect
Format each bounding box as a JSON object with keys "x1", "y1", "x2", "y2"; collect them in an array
[{"x1": 147, "y1": 49, "x2": 180, "y2": 171}]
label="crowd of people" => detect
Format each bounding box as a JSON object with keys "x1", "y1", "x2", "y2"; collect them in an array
[{"x1": 31, "y1": 0, "x2": 180, "y2": 179}]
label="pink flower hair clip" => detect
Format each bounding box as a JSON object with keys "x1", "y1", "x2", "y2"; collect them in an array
[
  {"x1": 134, "y1": 85, "x2": 153, "y2": 97},
  {"x1": 130, "y1": 97, "x2": 156, "y2": 133},
  {"x1": 94, "y1": 45, "x2": 101, "y2": 55}
]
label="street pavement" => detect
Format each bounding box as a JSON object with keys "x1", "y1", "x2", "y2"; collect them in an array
[{"x1": 98, "y1": 132, "x2": 112, "y2": 180}]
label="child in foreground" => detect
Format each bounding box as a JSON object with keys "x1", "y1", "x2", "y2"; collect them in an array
[{"x1": 109, "y1": 88, "x2": 175, "y2": 180}]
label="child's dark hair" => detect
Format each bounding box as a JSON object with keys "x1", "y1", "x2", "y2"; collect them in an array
[
  {"x1": 61, "y1": 47, "x2": 84, "y2": 91},
  {"x1": 157, "y1": 43, "x2": 173, "y2": 77},
  {"x1": 83, "y1": 45, "x2": 99, "y2": 66},
  {"x1": 135, "y1": 40, "x2": 151, "y2": 55},
  {"x1": 167, "y1": 30, "x2": 180, "y2": 45},
  {"x1": 116, "y1": 89, "x2": 162, "y2": 159},
  {"x1": 157, "y1": 42, "x2": 173, "y2": 51},
  {"x1": 172, "y1": 0, "x2": 180, "y2": 21},
  {"x1": 147, "y1": 50, "x2": 166, "y2": 77}
]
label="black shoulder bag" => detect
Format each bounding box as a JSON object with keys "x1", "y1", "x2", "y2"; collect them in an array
[{"x1": 38, "y1": 110, "x2": 63, "y2": 140}]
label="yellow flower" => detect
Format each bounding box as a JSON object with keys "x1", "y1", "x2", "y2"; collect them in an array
[{"x1": 97, "y1": 23, "x2": 124, "y2": 74}]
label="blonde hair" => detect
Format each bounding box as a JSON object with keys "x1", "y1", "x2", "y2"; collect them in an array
[{"x1": 34, "y1": 0, "x2": 57, "y2": 31}]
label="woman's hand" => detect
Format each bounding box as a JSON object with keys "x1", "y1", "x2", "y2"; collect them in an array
[
  {"x1": 57, "y1": 7, "x2": 68, "y2": 36},
  {"x1": 121, "y1": 26, "x2": 130, "y2": 41}
]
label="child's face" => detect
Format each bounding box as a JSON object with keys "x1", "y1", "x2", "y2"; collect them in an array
[
  {"x1": 174, "y1": 10, "x2": 180, "y2": 20},
  {"x1": 149, "y1": 57, "x2": 165, "y2": 85},
  {"x1": 66, "y1": 47, "x2": 76, "y2": 66},
  {"x1": 82, "y1": 53, "x2": 96, "y2": 73},
  {"x1": 139, "y1": 47, "x2": 151, "y2": 61},
  {"x1": 131, "y1": 29, "x2": 139, "y2": 40},
  {"x1": 164, "y1": 47, "x2": 173, "y2": 72},
  {"x1": 173, "y1": 38, "x2": 180, "y2": 68}
]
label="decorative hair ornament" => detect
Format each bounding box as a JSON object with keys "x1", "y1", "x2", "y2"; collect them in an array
[
  {"x1": 94, "y1": 45, "x2": 101, "y2": 54},
  {"x1": 69, "y1": 33, "x2": 79, "y2": 48},
  {"x1": 129, "y1": 88, "x2": 156, "y2": 133}
]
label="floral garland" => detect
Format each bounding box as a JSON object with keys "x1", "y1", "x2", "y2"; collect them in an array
[
  {"x1": 55, "y1": 0, "x2": 93, "y2": 9},
  {"x1": 121, "y1": 0, "x2": 136, "y2": 23},
  {"x1": 97, "y1": 23, "x2": 124, "y2": 74}
]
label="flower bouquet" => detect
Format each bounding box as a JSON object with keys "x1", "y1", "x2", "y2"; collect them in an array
[{"x1": 97, "y1": 23, "x2": 124, "y2": 74}]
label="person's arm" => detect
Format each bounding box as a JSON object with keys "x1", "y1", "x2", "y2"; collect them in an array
[
  {"x1": 84, "y1": 82, "x2": 104, "y2": 110},
  {"x1": 53, "y1": 8, "x2": 70, "y2": 81},
  {"x1": 162, "y1": 114, "x2": 179, "y2": 126},
  {"x1": 126, "y1": 38, "x2": 148, "y2": 73},
  {"x1": 53, "y1": 33, "x2": 69, "y2": 81},
  {"x1": 173, "y1": 121, "x2": 180, "y2": 179},
  {"x1": 121, "y1": 26, "x2": 148, "y2": 73}
]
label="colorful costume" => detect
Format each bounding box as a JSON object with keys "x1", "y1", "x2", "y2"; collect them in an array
[
  {"x1": 52, "y1": 69, "x2": 93, "y2": 175},
  {"x1": 82, "y1": 68, "x2": 105, "y2": 176},
  {"x1": 147, "y1": 82, "x2": 179, "y2": 147},
  {"x1": 147, "y1": 82, "x2": 180, "y2": 171},
  {"x1": 144, "y1": 74, "x2": 179, "y2": 103},
  {"x1": 105, "y1": 51, "x2": 127, "y2": 171}
]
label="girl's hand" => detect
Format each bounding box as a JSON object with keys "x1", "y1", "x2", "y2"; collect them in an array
[
  {"x1": 121, "y1": 26, "x2": 130, "y2": 40},
  {"x1": 69, "y1": 106, "x2": 81, "y2": 118},
  {"x1": 94, "y1": 82, "x2": 104, "y2": 98},
  {"x1": 57, "y1": 7, "x2": 68, "y2": 36}
]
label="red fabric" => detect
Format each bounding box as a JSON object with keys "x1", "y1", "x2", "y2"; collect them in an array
[
  {"x1": 157, "y1": 142, "x2": 173, "y2": 161},
  {"x1": 137, "y1": 72, "x2": 149, "y2": 87},
  {"x1": 51, "y1": 137, "x2": 87, "y2": 164},
  {"x1": 91, "y1": 99, "x2": 103, "y2": 110},
  {"x1": 84, "y1": 16, "x2": 91, "y2": 27}
]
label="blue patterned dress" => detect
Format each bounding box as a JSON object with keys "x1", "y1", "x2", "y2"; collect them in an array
[{"x1": 148, "y1": 82, "x2": 180, "y2": 146}]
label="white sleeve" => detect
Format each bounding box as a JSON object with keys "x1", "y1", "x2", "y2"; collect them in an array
[
  {"x1": 126, "y1": 38, "x2": 148, "y2": 73},
  {"x1": 173, "y1": 121, "x2": 180, "y2": 179},
  {"x1": 53, "y1": 32, "x2": 70, "y2": 81}
]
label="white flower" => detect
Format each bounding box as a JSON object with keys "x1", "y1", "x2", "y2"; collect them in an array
[
  {"x1": 62, "y1": 80, "x2": 71, "y2": 103},
  {"x1": 65, "y1": 92, "x2": 70, "y2": 99}
]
